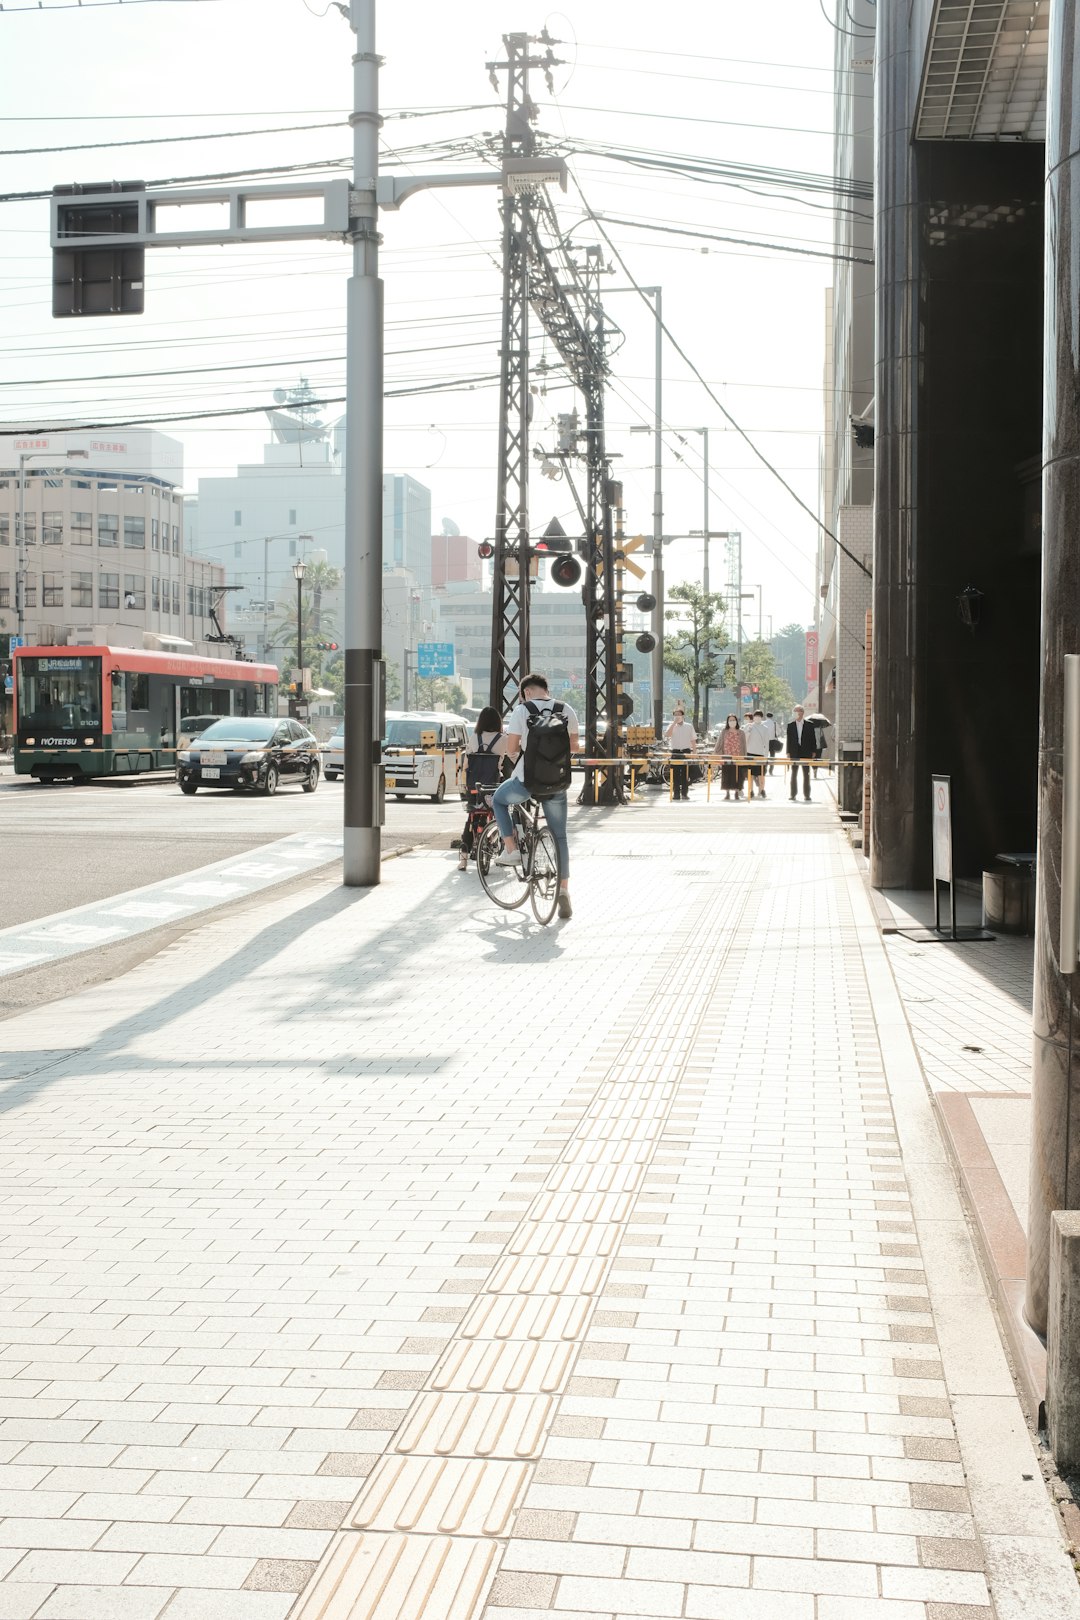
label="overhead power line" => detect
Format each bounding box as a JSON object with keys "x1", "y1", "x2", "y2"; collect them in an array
[
  {"x1": 571, "y1": 179, "x2": 872, "y2": 581},
  {"x1": 591, "y1": 212, "x2": 873, "y2": 267}
]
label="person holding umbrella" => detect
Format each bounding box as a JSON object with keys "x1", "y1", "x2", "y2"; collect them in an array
[
  {"x1": 786, "y1": 705, "x2": 817, "y2": 801},
  {"x1": 808, "y1": 712, "x2": 830, "y2": 777}
]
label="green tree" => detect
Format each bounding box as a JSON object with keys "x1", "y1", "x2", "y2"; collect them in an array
[
  {"x1": 742, "y1": 638, "x2": 796, "y2": 715},
  {"x1": 414, "y1": 676, "x2": 468, "y2": 713},
  {"x1": 770, "y1": 621, "x2": 810, "y2": 699},
  {"x1": 662, "y1": 583, "x2": 727, "y2": 733}
]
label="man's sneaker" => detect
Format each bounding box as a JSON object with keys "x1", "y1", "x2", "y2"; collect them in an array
[
  {"x1": 457, "y1": 851, "x2": 469, "y2": 870},
  {"x1": 557, "y1": 892, "x2": 573, "y2": 920},
  {"x1": 494, "y1": 849, "x2": 521, "y2": 867}
]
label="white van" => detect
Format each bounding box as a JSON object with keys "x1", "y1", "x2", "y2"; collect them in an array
[{"x1": 382, "y1": 710, "x2": 469, "y2": 803}]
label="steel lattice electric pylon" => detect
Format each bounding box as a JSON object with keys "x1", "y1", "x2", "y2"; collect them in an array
[
  {"x1": 488, "y1": 33, "x2": 543, "y2": 717},
  {"x1": 487, "y1": 33, "x2": 619, "y2": 780}
]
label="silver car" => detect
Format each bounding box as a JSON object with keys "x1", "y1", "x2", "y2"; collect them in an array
[{"x1": 320, "y1": 725, "x2": 344, "y2": 781}]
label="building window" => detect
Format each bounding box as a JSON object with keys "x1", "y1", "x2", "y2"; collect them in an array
[
  {"x1": 289, "y1": 539, "x2": 297, "y2": 557},
  {"x1": 72, "y1": 571, "x2": 92, "y2": 608},
  {"x1": 234, "y1": 510, "x2": 242, "y2": 526},
  {"x1": 0, "y1": 573, "x2": 8, "y2": 607},
  {"x1": 98, "y1": 514, "x2": 119, "y2": 547},
  {"x1": 99, "y1": 572, "x2": 119, "y2": 610},
  {"x1": 152, "y1": 577, "x2": 160, "y2": 612},
  {"x1": 72, "y1": 479, "x2": 91, "y2": 490},
  {"x1": 186, "y1": 583, "x2": 194, "y2": 616},
  {"x1": 289, "y1": 509, "x2": 296, "y2": 525},
  {"x1": 124, "y1": 515, "x2": 145, "y2": 549},
  {"x1": 172, "y1": 579, "x2": 180, "y2": 616},
  {"x1": 71, "y1": 511, "x2": 92, "y2": 546},
  {"x1": 20, "y1": 513, "x2": 36, "y2": 545},
  {"x1": 0, "y1": 515, "x2": 8, "y2": 545},
  {"x1": 42, "y1": 571, "x2": 64, "y2": 607},
  {"x1": 42, "y1": 512, "x2": 62, "y2": 546},
  {"x1": 23, "y1": 573, "x2": 37, "y2": 607},
  {"x1": 195, "y1": 586, "x2": 204, "y2": 617},
  {"x1": 234, "y1": 542, "x2": 242, "y2": 558},
  {"x1": 172, "y1": 526, "x2": 179, "y2": 555},
  {"x1": 151, "y1": 518, "x2": 159, "y2": 551},
  {"x1": 124, "y1": 574, "x2": 146, "y2": 610}
]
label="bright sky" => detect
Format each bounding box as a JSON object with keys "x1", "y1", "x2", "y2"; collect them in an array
[{"x1": 0, "y1": 0, "x2": 849, "y2": 634}]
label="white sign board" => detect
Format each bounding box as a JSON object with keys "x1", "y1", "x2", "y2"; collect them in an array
[{"x1": 932, "y1": 775, "x2": 952, "y2": 883}]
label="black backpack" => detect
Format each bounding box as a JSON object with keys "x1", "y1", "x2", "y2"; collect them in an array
[
  {"x1": 522, "y1": 700, "x2": 572, "y2": 800},
  {"x1": 466, "y1": 732, "x2": 503, "y2": 792}
]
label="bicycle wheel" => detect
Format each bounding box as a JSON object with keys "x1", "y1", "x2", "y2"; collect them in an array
[
  {"x1": 529, "y1": 826, "x2": 561, "y2": 925},
  {"x1": 477, "y1": 819, "x2": 530, "y2": 909}
]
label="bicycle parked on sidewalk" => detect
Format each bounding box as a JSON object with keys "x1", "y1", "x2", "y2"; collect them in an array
[{"x1": 476, "y1": 797, "x2": 561, "y2": 925}]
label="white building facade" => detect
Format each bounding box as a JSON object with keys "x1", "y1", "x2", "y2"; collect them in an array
[{"x1": 0, "y1": 428, "x2": 224, "y2": 656}]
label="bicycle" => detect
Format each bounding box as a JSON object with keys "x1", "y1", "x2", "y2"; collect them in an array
[{"x1": 476, "y1": 796, "x2": 562, "y2": 925}]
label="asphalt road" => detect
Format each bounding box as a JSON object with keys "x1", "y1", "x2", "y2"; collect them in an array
[{"x1": 0, "y1": 770, "x2": 462, "y2": 928}]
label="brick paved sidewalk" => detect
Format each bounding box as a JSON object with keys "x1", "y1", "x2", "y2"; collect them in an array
[{"x1": 0, "y1": 799, "x2": 1074, "y2": 1620}]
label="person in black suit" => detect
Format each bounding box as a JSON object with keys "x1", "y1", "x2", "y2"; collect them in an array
[{"x1": 786, "y1": 706, "x2": 816, "y2": 801}]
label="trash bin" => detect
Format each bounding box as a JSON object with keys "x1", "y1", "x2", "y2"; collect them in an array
[
  {"x1": 839, "y1": 742, "x2": 863, "y2": 816},
  {"x1": 982, "y1": 868, "x2": 1034, "y2": 934}
]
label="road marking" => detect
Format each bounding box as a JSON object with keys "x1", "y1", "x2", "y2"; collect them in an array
[{"x1": 0, "y1": 830, "x2": 345, "y2": 981}]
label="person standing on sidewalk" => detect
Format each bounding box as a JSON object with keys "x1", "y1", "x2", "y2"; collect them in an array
[
  {"x1": 745, "y1": 710, "x2": 770, "y2": 799},
  {"x1": 493, "y1": 672, "x2": 579, "y2": 919},
  {"x1": 664, "y1": 705, "x2": 696, "y2": 801},
  {"x1": 719, "y1": 713, "x2": 746, "y2": 801},
  {"x1": 786, "y1": 704, "x2": 816, "y2": 801},
  {"x1": 765, "y1": 711, "x2": 782, "y2": 775}
]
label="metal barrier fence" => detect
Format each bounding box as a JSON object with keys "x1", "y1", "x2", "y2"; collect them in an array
[{"x1": 573, "y1": 755, "x2": 865, "y2": 803}]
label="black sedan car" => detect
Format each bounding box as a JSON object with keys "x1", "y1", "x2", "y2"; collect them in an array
[{"x1": 177, "y1": 716, "x2": 321, "y2": 795}]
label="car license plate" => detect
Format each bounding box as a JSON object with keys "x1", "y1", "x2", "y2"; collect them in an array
[
  {"x1": 386, "y1": 777, "x2": 396, "y2": 788},
  {"x1": 201, "y1": 767, "x2": 220, "y2": 779},
  {"x1": 201, "y1": 751, "x2": 226, "y2": 765}
]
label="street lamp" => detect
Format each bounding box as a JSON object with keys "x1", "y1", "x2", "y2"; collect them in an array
[
  {"x1": 16, "y1": 448, "x2": 88, "y2": 643},
  {"x1": 293, "y1": 559, "x2": 306, "y2": 695}
]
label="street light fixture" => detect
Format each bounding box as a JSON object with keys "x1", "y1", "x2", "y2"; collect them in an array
[
  {"x1": 293, "y1": 559, "x2": 306, "y2": 690},
  {"x1": 16, "y1": 449, "x2": 89, "y2": 644}
]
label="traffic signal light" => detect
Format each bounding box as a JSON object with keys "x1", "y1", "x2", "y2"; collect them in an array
[
  {"x1": 532, "y1": 534, "x2": 582, "y2": 588},
  {"x1": 477, "y1": 541, "x2": 494, "y2": 560},
  {"x1": 317, "y1": 640, "x2": 339, "y2": 652},
  {"x1": 635, "y1": 592, "x2": 657, "y2": 613},
  {"x1": 53, "y1": 181, "x2": 145, "y2": 318},
  {"x1": 636, "y1": 632, "x2": 656, "y2": 654}
]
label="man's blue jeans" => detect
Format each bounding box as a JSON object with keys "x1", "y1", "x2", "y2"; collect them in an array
[{"x1": 492, "y1": 779, "x2": 570, "y2": 878}]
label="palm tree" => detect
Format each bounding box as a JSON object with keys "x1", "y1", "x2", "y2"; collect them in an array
[{"x1": 268, "y1": 560, "x2": 342, "y2": 679}]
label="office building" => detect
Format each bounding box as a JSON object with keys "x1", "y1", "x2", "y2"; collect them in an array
[{"x1": 0, "y1": 428, "x2": 224, "y2": 657}]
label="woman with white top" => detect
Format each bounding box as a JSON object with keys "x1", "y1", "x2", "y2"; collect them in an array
[{"x1": 664, "y1": 706, "x2": 697, "y2": 801}]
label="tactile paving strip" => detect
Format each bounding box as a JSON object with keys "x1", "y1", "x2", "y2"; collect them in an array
[
  {"x1": 291, "y1": 1531, "x2": 499, "y2": 1620},
  {"x1": 431, "y1": 1337, "x2": 576, "y2": 1394},
  {"x1": 458, "y1": 1292, "x2": 592, "y2": 1342},
  {"x1": 349, "y1": 1457, "x2": 530, "y2": 1536},
  {"x1": 393, "y1": 1391, "x2": 553, "y2": 1459},
  {"x1": 288, "y1": 878, "x2": 756, "y2": 1620}
]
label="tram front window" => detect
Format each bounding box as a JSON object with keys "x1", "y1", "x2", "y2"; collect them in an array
[{"x1": 17, "y1": 656, "x2": 102, "y2": 734}]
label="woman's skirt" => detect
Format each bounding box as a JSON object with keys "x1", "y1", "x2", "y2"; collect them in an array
[{"x1": 720, "y1": 758, "x2": 740, "y2": 791}]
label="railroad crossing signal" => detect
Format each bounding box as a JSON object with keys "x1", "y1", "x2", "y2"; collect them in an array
[{"x1": 616, "y1": 534, "x2": 648, "y2": 581}]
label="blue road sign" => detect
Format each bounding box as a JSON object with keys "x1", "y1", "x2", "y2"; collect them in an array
[{"x1": 417, "y1": 642, "x2": 455, "y2": 679}]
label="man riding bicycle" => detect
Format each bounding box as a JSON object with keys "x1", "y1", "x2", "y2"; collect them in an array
[{"x1": 493, "y1": 672, "x2": 579, "y2": 920}]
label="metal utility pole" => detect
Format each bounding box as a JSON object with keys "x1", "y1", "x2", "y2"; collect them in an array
[
  {"x1": 489, "y1": 33, "x2": 539, "y2": 717},
  {"x1": 342, "y1": 0, "x2": 384, "y2": 886},
  {"x1": 293, "y1": 559, "x2": 306, "y2": 673},
  {"x1": 647, "y1": 290, "x2": 663, "y2": 736}
]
